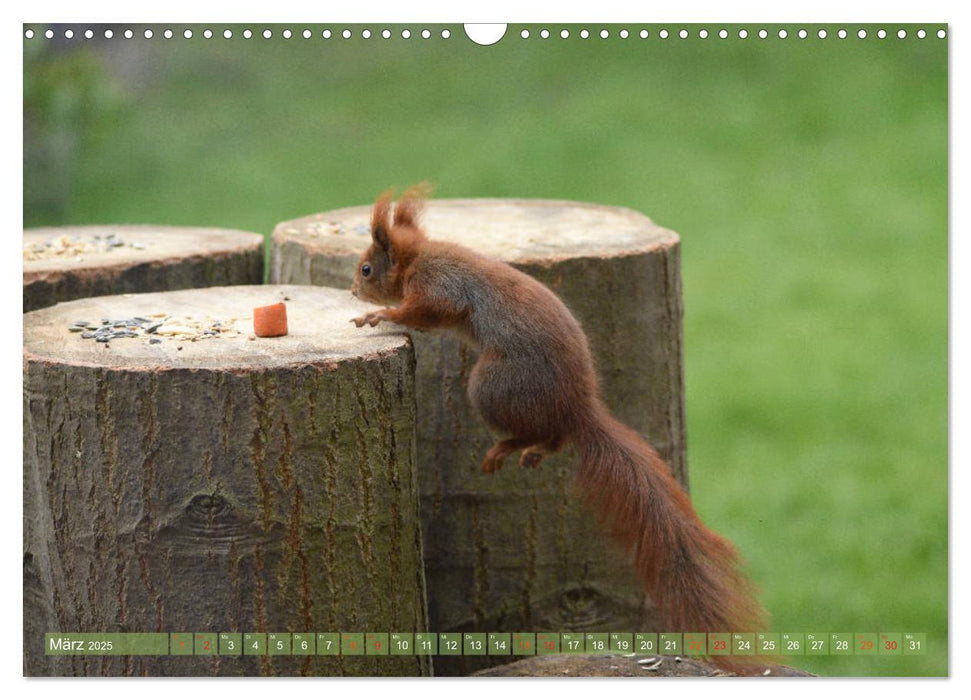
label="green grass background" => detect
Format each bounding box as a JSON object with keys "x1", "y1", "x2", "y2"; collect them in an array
[{"x1": 23, "y1": 24, "x2": 948, "y2": 676}]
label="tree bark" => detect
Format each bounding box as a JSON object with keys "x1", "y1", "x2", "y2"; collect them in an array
[
  {"x1": 23, "y1": 225, "x2": 265, "y2": 312},
  {"x1": 272, "y1": 199, "x2": 687, "y2": 675},
  {"x1": 23, "y1": 285, "x2": 429, "y2": 676}
]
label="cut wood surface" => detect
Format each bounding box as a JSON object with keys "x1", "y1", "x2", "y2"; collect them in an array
[
  {"x1": 273, "y1": 199, "x2": 687, "y2": 676},
  {"x1": 23, "y1": 225, "x2": 265, "y2": 312},
  {"x1": 23, "y1": 285, "x2": 428, "y2": 676}
]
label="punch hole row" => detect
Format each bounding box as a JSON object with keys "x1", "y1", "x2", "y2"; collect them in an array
[
  {"x1": 22, "y1": 26, "x2": 947, "y2": 42},
  {"x1": 518, "y1": 27, "x2": 946, "y2": 40},
  {"x1": 22, "y1": 27, "x2": 453, "y2": 41}
]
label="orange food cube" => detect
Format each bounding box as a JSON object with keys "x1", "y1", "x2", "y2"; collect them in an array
[{"x1": 253, "y1": 302, "x2": 288, "y2": 337}]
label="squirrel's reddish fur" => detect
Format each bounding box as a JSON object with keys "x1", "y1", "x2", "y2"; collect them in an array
[{"x1": 351, "y1": 187, "x2": 771, "y2": 672}]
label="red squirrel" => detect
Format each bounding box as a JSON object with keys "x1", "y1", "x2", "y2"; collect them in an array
[{"x1": 350, "y1": 187, "x2": 770, "y2": 667}]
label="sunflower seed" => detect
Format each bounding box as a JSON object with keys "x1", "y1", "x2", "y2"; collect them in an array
[{"x1": 155, "y1": 324, "x2": 195, "y2": 335}]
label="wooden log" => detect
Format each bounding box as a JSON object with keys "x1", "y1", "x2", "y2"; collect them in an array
[
  {"x1": 23, "y1": 285, "x2": 429, "y2": 676},
  {"x1": 23, "y1": 225, "x2": 265, "y2": 312},
  {"x1": 272, "y1": 199, "x2": 687, "y2": 675}
]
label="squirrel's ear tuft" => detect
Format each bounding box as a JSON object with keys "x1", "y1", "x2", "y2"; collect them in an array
[
  {"x1": 372, "y1": 188, "x2": 395, "y2": 250},
  {"x1": 393, "y1": 182, "x2": 433, "y2": 231}
]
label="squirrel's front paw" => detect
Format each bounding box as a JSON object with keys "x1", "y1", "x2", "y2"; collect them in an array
[
  {"x1": 520, "y1": 449, "x2": 545, "y2": 468},
  {"x1": 351, "y1": 312, "x2": 384, "y2": 328}
]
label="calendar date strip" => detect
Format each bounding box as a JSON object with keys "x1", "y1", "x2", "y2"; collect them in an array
[{"x1": 44, "y1": 632, "x2": 927, "y2": 656}]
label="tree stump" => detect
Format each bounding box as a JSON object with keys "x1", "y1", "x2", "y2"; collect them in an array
[
  {"x1": 23, "y1": 285, "x2": 429, "y2": 677},
  {"x1": 471, "y1": 655, "x2": 813, "y2": 677},
  {"x1": 272, "y1": 199, "x2": 686, "y2": 675},
  {"x1": 23, "y1": 225, "x2": 265, "y2": 312}
]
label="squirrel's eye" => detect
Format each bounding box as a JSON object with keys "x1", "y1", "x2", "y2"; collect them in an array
[{"x1": 361, "y1": 263, "x2": 372, "y2": 278}]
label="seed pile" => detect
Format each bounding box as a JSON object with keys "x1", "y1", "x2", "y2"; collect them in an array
[
  {"x1": 68, "y1": 314, "x2": 245, "y2": 345},
  {"x1": 24, "y1": 232, "x2": 146, "y2": 262},
  {"x1": 281, "y1": 221, "x2": 370, "y2": 238}
]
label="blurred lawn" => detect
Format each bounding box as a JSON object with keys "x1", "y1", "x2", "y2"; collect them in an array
[{"x1": 23, "y1": 24, "x2": 947, "y2": 676}]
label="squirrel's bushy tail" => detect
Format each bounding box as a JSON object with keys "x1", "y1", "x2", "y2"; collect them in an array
[{"x1": 576, "y1": 409, "x2": 769, "y2": 668}]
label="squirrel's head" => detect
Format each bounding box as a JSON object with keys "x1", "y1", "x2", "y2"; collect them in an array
[{"x1": 351, "y1": 184, "x2": 429, "y2": 305}]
